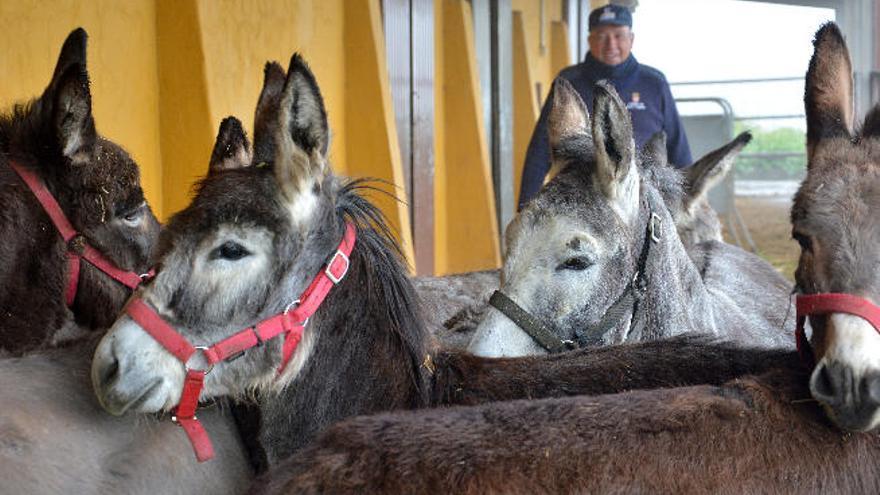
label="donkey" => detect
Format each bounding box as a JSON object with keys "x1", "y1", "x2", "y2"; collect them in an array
[
  {"x1": 0, "y1": 28, "x2": 160, "y2": 353},
  {"x1": 792, "y1": 22, "x2": 880, "y2": 433},
  {"x1": 90, "y1": 53, "x2": 794, "y2": 474},
  {"x1": 250, "y1": 24, "x2": 880, "y2": 494},
  {"x1": 252, "y1": 355, "x2": 880, "y2": 495},
  {"x1": 467, "y1": 78, "x2": 792, "y2": 356},
  {"x1": 417, "y1": 131, "x2": 750, "y2": 351}
]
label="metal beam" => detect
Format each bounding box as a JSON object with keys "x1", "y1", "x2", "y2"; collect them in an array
[
  {"x1": 492, "y1": 0, "x2": 514, "y2": 241},
  {"x1": 411, "y1": 0, "x2": 435, "y2": 275}
]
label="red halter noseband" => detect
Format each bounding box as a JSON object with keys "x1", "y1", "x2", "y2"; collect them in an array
[
  {"x1": 124, "y1": 222, "x2": 356, "y2": 462},
  {"x1": 795, "y1": 293, "x2": 880, "y2": 367},
  {"x1": 9, "y1": 160, "x2": 151, "y2": 306}
]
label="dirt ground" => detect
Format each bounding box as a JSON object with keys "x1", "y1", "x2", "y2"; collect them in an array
[{"x1": 722, "y1": 197, "x2": 799, "y2": 281}]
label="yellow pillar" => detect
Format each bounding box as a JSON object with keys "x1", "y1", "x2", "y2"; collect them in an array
[
  {"x1": 156, "y1": 0, "x2": 214, "y2": 219},
  {"x1": 435, "y1": 0, "x2": 500, "y2": 274},
  {"x1": 344, "y1": 0, "x2": 416, "y2": 268},
  {"x1": 551, "y1": 20, "x2": 572, "y2": 76},
  {"x1": 434, "y1": 0, "x2": 449, "y2": 272},
  {"x1": 512, "y1": 11, "x2": 540, "y2": 204}
]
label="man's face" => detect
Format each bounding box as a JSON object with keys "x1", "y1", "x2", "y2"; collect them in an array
[{"x1": 588, "y1": 25, "x2": 634, "y2": 66}]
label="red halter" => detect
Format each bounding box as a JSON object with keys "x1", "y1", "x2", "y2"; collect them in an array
[
  {"x1": 8, "y1": 160, "x2": 151, "y2": 306},
  {"x1": 795, "y1": 293, "x2": 880, "y2": 367},
  {"x1": 124, "y1": 222, "x2": 356, "y2": 462}
]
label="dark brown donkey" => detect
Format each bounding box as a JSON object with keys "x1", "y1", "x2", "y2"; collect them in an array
[
  {"x1": 251, "y1": 23, "x2": 880, "y2": 494},
  {"x1": 0, "y1": 28, "x2": 159, "y2": 352},
  {"x1": 90, "y1": 53, "x2": 790, "y2": 477}
]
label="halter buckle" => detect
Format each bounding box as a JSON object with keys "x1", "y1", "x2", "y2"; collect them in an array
[
  {"x1": 325, "y1": 250, "x2": 350, "y2": 284},
  {"x1": 184, "y1": 346, "x2": 214, "y2": 374},
  {"x1": 649, "y1": 213, "x2": 662, "y2": 243}
]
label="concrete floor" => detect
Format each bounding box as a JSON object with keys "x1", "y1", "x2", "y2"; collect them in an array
[{"x1": 722, "y1": 182, "x2": 799, "y2": 281}]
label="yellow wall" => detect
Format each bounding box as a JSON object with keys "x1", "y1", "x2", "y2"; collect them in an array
[
  {"x1": 0, "y1": 0, "x2": 162, "y2": 216},
  {"x1": 158, "y1": 0, "x2": 349, "y2": 220}
]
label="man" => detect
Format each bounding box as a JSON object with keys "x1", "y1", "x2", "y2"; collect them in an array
[{"x1": 518, "y1": 3, "x2": 692, "y2": 208}]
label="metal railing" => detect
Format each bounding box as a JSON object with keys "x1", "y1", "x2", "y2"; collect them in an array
[{"x1": 672, "y1": 77, "x2": 808, "y2": 182}]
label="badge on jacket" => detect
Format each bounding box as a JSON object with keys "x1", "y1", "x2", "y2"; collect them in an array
[{"x1": 626, "y1": 92, "x2": 646, "y2": 111}]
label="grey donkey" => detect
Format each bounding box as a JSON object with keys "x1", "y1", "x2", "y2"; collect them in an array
[
  {"x1": 468, "y1": 78, "x2": 793, "y2": 356},
  {"x1": 421, "y1": 130, "x2": 751, "y2": 350}
]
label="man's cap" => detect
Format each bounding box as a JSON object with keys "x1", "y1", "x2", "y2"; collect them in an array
[{"x1": 588, "y1": 4, "x2": 632, "y2": 31}]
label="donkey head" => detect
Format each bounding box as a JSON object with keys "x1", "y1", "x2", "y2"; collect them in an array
[
  {"x1": 795, "y1": 23, "x2": 880, "y2": 432},
  {"x1": 673, "y1": 131, "x2": 749, "y2": 249},
  {"x1": 92, "y1": 54, "x2": 342, "y2": 415},
  {"x1": 36, "y1": 29, "x2": 159, "y2": 273},
  {"x1": 469, "y1": 79, "x2": 661, "y2": 356},
  {"x1": 1, "y1": 28, "x2": 159, "y2": 341}
]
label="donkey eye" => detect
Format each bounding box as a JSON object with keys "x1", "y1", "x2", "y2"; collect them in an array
[
  {"x1": 122, "y1": 209, "x2": 143, "y2": 225},
  {"x1": 792, "y1": 232, "x2": 813, "y2": 252},
  {"x1": 557, "y1": 257, "x2": 592, "y2": 271},
  {"x1": 211, "y1": 241, "x2": 251, "y2": 261},
  {"x1": 121, "y1": 203, "x2": 146, "y2": 227}
]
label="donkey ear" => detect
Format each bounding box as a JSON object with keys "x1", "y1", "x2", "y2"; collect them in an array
[
  {"x1": 51, "y1": 28, "x2": 88, "y2": 84},
  {"x1": 274, "y1": 53, "x2": 330, "y2": 203},
  {"x1": 683, "y1": 131, "x2": 750, "y2": 212},
  {"x1": 643, "y1": 131, "x2": 668, "y2": 167},
  {"x1": 50, "y1": 63, "x2": 97, "y2": 163},
  {"x1": 591, "y1": 81, "x2": 637, "y2": 203},
  {"x1": 209, "y1": 117, "x2": 252, "y2": 173},
  {"x1": 860, "y1": 105, "x2": 880, "y2": 138},
  {"x1": 252, "y1": 61, "x2": 286, "y2": 165},
  {"x1": 41, "y1": 28, "x2": 96, "y2": 163},
  {"x1": 547, "y1": 77, "x2": 592, "y2": 169},
  {"x1": 805, "y1": 22, "x2": 854, "y2": 162},
  {"x1": 279, "y1": 53, "x2": 329, "y2": 156}
]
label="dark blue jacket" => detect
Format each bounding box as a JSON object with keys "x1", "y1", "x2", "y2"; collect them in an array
[{"x1": 519, "y1": 53, "x2": 692, "y2": 209}]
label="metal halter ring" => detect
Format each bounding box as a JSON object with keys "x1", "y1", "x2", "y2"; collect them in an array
[
  {"x1": 284, "y1": 299, "x2": 310, "y2": 327},
  {"x1": 649, "y1": 212, "x2": 662, "y2": 243},
  {"x1": 171, "y1": 414, "x2": 197, "y2": 425},
  {"x1": 184, "y1": 346, "x2": 215, "y2": 374}
]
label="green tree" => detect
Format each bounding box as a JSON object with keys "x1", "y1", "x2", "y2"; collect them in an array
[{"x1": 732, "y1": 121, "x2": 807, "y2": 180}]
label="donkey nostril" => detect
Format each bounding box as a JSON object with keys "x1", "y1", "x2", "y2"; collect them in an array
[
  {"x1": 810, "y1": 362, "x2": 841, "y2": 404},
  {"x1": 97, "y1": 358, "x2": 120, "y2": 388}
]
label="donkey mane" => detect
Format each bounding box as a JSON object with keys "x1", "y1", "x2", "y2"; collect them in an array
[
  {"x1": 0, "y1": 100, "x2": 69, "y2": 188},
  {"x1": 638, "y1": 146, "x2": 685, "y2": 213},
  {"x1": 0, "y1": 101, "x2": 42, "y2": 154},
  {"x1": 333, "y1": 178, "x2": 432, "y2": 400}
]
